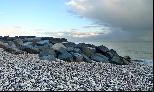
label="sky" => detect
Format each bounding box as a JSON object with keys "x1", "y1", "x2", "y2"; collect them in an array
[{"x1": 0, "y1": 0, "x2": 153, "y2": 42}]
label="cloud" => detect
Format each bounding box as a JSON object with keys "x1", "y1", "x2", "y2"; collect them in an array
[
  {"x1": 0, "y1": 26, "x2": 42, "y2": 37},
  {"x1": 67, "y1": 0, "x2": 153, "y2": 41}
]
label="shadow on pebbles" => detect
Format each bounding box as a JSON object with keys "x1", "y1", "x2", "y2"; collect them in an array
[{"x1": 0, "y1": 48, "x2": 153, "y2": 91}]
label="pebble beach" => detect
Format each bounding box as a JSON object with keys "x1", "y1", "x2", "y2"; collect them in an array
[{"x1": 0, "y1": 48, "x2": 153, "y2": 91}]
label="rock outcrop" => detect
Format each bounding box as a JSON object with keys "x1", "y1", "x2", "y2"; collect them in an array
[{"x1": 0, "y1": 36, "x2": 132, "y2": 65}]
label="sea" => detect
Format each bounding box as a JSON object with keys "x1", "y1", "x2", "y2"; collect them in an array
[{"x1": 74, "y1": 41, "x2": 153, "y2": 66}]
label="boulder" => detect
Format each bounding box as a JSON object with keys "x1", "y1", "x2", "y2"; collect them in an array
[
  {"x1": 58, "y1": 48, "x2": 73, "y2": 62},
  {"x1": 82, "y1": 47, "x2": 96, "y2": 57},
  {"x1": 5, "y1": 46, "x2": 24, "y2": 54},
  {"x1": 96, "y1": 45, "x2": 109, "y2": 55},
  {"x1": 52, "y1": 43, "x2": 66, "y2": 51},
  {"x1": 122, "y1": 57, "x2": 131, "y2": 65},
  {"x1": 21, "y1": 43, "x2": 39, "y2": 54},
  {"x1": 39, "y1": 49, "x2": 56, "y2": 61},
  {"x1": 38, "y1": 43, "x2": 53, "y2": 51},
  {"x1": 76, "y1": 43, "x2": 96, "y2": 49},
  {"x1": 81, "y1": 54, "x2": 92, "y2": 63},
  {"x1": 90, "y1": 53, "x2": 109, "y2": 63},
  {"x1": 123, "y1": 56, "x2": 131, "y2": 62},
  {"x1": 13, "y1": 38, "x2": 23, "y2": 47},
  {"x1": 73, "y1": 48, "x2": 82, "y2": 53},
  {"x1": 36, "y1": 40, "x2": 49, "y2": 46},
  {"x1": 66, "y1": 47, "x2": 74, "y2": 52},
  {"x1": 7, "y1": 41, "x2": 16, "y2": 48},
  {"x1": 108, "y1": 49, "x2": 130, "y2": 65},
  {"x1": 62, "y1": 42, "x2": 76, "y2": 48},
  {"x1": 0, "y1": 41, "x2": 8, "y2": 48},
  {"x1": 0, "y1": 41, "x2": 23, "y2": 54},
  {"x1": 110, "y1": 55, "x2": 123, "y2": 65},
  {"x1": 71, "y1": 53, "x2": 83, "y2": 62},
  {"x1": 106, "y1": 49, "x2": 117, "y2": 58}
]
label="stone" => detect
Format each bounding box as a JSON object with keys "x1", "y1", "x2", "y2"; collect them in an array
[
  {"x1": 82, "y1": 47, "x2": 96, "y2": 57},
  {"x1": 90, "y1": 53, "x2": 109, "y2": 62},
  {"x1": 36, "y1": 40, "x2": 49, "y2": 46},
  {"x1": 123, "y1": 56, "x2": 131, "y2": 62},
  {"x1": 73, "y1": 48, "x2": 82, "y2": 53},
  {"x1": 0, "y1": 41, "x2": 23, "y2": 54},
  {"x1": 21, "y1": 44, "x2": 39, "y2": 54},
  {"x1": 106, "y1": 49, "x2": 117, "y2": 58},
  {"x1": 122, "y1": 57, "x2": 131, "y2": 65},
  {"x1": 66, "y1": 47, "x2": 74, "y2": 52},
  {"x1": 72, "y1": 53, "x2": 83, "y2": 62},
  {"x1": 110, "y1": 55, "x2": 124, "y2": 65},
  {"x1": 0, "y1": 41, "x2": 8, "y2": 49},
  {"x1": 81, "y1": 54, "x2": 92, "y2": 63},
  {"x1": 107, "y1": 49, "x2": 130, "y2": 65},
  {"x1": 4, "y1": 46, "x2": 24, "y2": 54},
  {"x1": 96, "y1": 45, "x2": 109, "y2": 55},
  {"x1": 62, "y1": 42, "x2": 76, "y2": 48},
  {"x1": 52, "y1": 43, "x2": 66, "y2": 51},
  {"x1": 13, "y1": 38, "x2": 23, "y2": 47},
  {"x1": 7, "y1": 41, "x2": 16, "y2": 48},
  {"x1": 58, "y1": 48, "x2": 73, "y2": 62},
  {"x1": 38, "y1": 43, "x2": 53, "y2": 51},
  {"x1": 76, "y1": 43, "x2": 96, "y2": 49}
]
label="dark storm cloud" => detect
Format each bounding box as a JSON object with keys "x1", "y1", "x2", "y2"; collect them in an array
[{"x1": 66, "y1": 0, "x2": 153, "y2": 41}]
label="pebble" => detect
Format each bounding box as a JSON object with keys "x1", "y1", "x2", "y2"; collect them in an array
[{"x1": 0, "y1": 48, "x2": 153, "y2": 91}]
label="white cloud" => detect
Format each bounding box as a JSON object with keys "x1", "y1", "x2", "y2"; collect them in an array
[
  {"x1": 67, "y1": 0, "x2": 153, "y2": 41},
  {"x1": 0, "y1": 26, "x2": 41, "y2": 37}
]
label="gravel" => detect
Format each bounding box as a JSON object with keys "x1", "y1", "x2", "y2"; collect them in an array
[{"x1": 0, "y1": 48, "x2": 153, "y2": 91}]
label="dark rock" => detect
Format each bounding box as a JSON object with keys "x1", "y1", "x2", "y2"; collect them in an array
[
  {"x1": 107, "y1": 49, "x2": 130, "y2": 65},
  {"x1": 41, "y1": 37, "x2": 67, "y2": 44},
  {"x1": 36, "y1": 40, "x2": 49, "y2": 46},
  {"x1": 90, "y1": 53, "x2": 109, "y2": 62},
  {"x1": 0, "y1": 41, "x2": 8, "y2": 49},
  {"x1": 52, "y1": 43, "x2": 66, "y2": 51},
  {"x1": 66, "y1": 47, "x2": 74, "y2": 52},
  {"x1": 23, "y1": 37, "x2": 41, "y2": 43},
  {"x1": 5, "y1": 46, "x2": 24, "y2": 54},
  {"x1": 39, "y1": 49, "x2": 56, "y2": 61},
  {"x1": 21, "y1": 43, "x2": 39, "y2": 54},
  {"x1": 76, "y1": 43, "x2": 96, "y2": 49},
  {"x1": 82, "y1": 47, "x2": 96, "y2": 57},
  {"x1": 7, "y1": 41, "x2": 16, "y2": 48},
  {"x1": 58, "y1": 48, "x2": 73, "y2": 62},
  {"x1": 62, "y1": 42, "x2": 77, "y2": 52},
  {"x1": 107, "y1": 49, "x2": 124, "y2": 64},
  {"x1": 106, "y1": 49, "x2": 117, "y2": 58},
  {"x1": 110, "y1": 55, "x2": 124, "y2": 65},
  {"x1": 62, "y1": 42, "x2": 76, "y2": 48},
  {"x1": 122, "y1": 57, "x2": 131, "y2": 65},
  {"x1": 73, "y1": 48, "x2": 82, "y2": 53},
  {"x1": 123, "y1": 56, "x2": 131, "y2": 62},
  {"x1": 96, "y1": 45, "x2": 109, "y2": 55},
  {"x1": 13, "y1": 38, "x2": 23, "y2": 47},
  {"x1": 71, "y1": 52, "x2": 83, "y2": 62},
  {"x1": 38, "y1": 43, "x2": 53, "y2": 51},
  {"x1": 81, "y1": 54, "x2": 92, "y2": 63},
  {"x1": 18, "y1": 36, "x2": 36, "y2": 39},
  {"x1": 0, "y1": 41, "x2": 23, "y2": 54}
]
